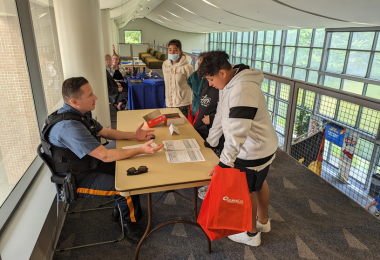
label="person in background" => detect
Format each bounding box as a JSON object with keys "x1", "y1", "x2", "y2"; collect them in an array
[
  {"x1": 162, "y1": 39, "x2": 194, "y2": 118},
  {"x1": 194, "y1": 54, "x2": 225, "y2": 200},
  {"x1": 109, "y1": 53, "x2": 129, "y2": 92},
  {"x1": 187, "y1": 56, "x2": 208, "y2": 125},
  {"x1": 198, "y1": 51, "x2": 278, "y2": 247},
  {"x1": 365, "y1": 194, "x2": 380, "y2": 219},
  {"x1": 105, "y1": 54, "x2": 128, "y2": 110}
]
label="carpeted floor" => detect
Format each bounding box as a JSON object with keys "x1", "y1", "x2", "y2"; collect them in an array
[{"x1": 53, "y1": 93, "x2": 380, "y2": 260}]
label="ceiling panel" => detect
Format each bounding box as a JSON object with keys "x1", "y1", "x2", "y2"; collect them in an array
[
  {"x1": 279, "y1": 0, "x2": 380, "y2": 25},
  {"x1": 115, "y1": 0, "x2": 380, "y2": 32}
]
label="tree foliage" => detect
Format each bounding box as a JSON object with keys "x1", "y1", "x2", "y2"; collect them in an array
[{"x1": 125, "y1": 31, "x2": 141, "y2": 44}]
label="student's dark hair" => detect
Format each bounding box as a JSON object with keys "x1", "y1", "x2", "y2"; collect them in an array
[
  {"x1": 62, "y1": 77, "x2": 89, "y2": 103},
  {"x1": 197, "y1": 51, "x2": 232, "y2": 77},
  {"x1": 168, "y1": 39, "x2": 182, "y2": 50}
]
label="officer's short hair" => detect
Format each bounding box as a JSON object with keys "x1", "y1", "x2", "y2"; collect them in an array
[
  {"x1": 197, "y1": 51, "x2": 232, "y2": 78},
  {"x1": 62, "y1": 77, "x2": 89, "y2": 103}
]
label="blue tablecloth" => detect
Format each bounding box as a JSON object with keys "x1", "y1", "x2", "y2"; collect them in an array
[{"x1": 126, "y1": 72, "x2": 166, "y2": 110}]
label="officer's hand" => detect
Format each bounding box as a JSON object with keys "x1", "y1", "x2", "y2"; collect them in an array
[
  {"x1": 135, "y1": 123, "x2": 155, "y2": 140},
  {"x1": 141, "y1": 140, "x2": 164, "y2": 154},
  {"x1": 365, "y1": 205, "x2": 370, "y2": 210}
]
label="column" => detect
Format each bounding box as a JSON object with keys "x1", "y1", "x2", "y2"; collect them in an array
[
  {"x1": 101, "y1": 9, "x2": 113, "y2": 55},
  {"x1": 53, "y1": 0, "x2": 110, "y2": 127}
]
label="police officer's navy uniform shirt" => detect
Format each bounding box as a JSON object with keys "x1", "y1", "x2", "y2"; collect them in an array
[{"x1": 47, "y1": 103, "x2": 103, "y2": 159}]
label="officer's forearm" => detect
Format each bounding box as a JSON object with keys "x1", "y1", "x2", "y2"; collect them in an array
[
  {"x1": 89, "y1": 145, "x2": 142, "y2": 162},
  {"x1": 102, "y1": 148, "x2": 143, "y2": 162},
  {"x1": 99, "y1": 128, "x2": 135, "y2": 140}
]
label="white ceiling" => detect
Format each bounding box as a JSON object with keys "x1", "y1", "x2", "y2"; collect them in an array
[
  {"x1": 142, "y1": 0, "x2": 380, "y2": 33},
  {"x1": 95, "y1": 0, "x2": 380, "y2": 32}
]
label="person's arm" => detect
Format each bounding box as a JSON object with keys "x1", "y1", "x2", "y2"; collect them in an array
[
  {"x1": 208, "y1": 112, "x2": 216, "y2": 128},
  {"x1": 218, "y1": 90, "x2": 258, "y2": 168},
  {"x1": 365, "y1": 200, "x2": 377, "y2": 210},
  {"x1": 205, "y1": 91, "x2": 223, "y2": 148},
  {"x1": 98, "y1": 123, "x2": 154, "y2": 140},
  {"x1": 89, "y1": 140, "x2": 163, "y2": 162},
  {"x1": 187, "y1": 72, "x2": 194, "y2": 90}
]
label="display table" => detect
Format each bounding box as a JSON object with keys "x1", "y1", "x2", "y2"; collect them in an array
[
  {"x1": 126, "y1": 72, "x2": 165, "y2": 110},
  {"x1": 116, "y1": 108, "x2": 219, "y2": 260}
]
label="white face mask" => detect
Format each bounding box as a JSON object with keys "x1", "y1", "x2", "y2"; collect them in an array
[{"x1": 169, "y1": 54, "x2": 180, "y2": 61}]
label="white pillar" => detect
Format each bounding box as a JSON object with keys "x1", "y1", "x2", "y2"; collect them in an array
[
  {"x1": 53, "y1": 0, "x2": 111, "y2": 127},
  {"x1": 101, "y1": 9, "x2": 113, "y2": 55}
]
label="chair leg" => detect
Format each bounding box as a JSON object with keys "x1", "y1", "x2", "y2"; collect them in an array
[{"x1": 54, "y1": 204, "x2": 124, "y2": 251}]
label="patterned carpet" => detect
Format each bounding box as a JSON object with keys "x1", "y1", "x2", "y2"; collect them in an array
[{"x1": 52, "y1": 147, "x2": 380, "y2": 260}]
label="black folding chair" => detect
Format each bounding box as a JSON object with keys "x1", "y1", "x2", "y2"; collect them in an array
[{"x1": 37, "y1": 144, "x2": 124, "y2": 251}]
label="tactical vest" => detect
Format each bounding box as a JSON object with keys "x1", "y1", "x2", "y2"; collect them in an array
[{"x1": 41, "y1": 111, "x2": 103, "y2": 174}]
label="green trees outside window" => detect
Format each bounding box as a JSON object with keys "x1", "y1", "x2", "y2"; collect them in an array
[{"x1": 124, "y1": 31, "x2": 142, "y2": 44}]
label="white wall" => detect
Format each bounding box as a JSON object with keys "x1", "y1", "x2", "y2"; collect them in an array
[
  {"x1": 111, "y1": 18, "x2": 119, "y2": 54},
  {"x1": 118, "y1": 18, "x2": 207, "y2": 53},
  {"x1": 0, "y1": 164, "x2": 56, "y2": 260}
]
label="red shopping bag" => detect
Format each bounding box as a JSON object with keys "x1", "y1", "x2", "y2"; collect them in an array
[{"x1": 197, "y1": 166, "x2": 252, "y2": 241}]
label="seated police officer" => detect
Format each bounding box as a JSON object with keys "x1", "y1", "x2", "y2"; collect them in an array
[{"x1": 42, "y1": 77, "x2": 163, "y2": 244}]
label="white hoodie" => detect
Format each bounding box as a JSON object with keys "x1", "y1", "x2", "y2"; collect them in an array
[
  {"x1": 206, "y1": 68, "x2": 278, "y2": 168},
  {"x1": 162, "y1": 55, "x2": 194, "y2": 108}
]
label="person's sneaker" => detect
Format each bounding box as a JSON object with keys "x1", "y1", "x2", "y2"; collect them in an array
[
  {"x1": 257, "y1": 218, "x2": 271, "y2": 233},
  {"x1": 228, "y1": 231, "x2": 261, "y2": 247},
  {"x1": 198, "y1": 185, "x2": 209, "y2": 200}
]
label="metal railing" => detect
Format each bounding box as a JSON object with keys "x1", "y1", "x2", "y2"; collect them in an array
[{"x1": 262, "y1": 72, "x2": 380, "y2": 215}]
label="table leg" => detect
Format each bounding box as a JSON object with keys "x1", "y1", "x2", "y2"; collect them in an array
[{"x1": 134, "y1": 193, "x2": 152, "y2": 260}]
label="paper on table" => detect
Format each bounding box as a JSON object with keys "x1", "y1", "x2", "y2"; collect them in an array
[
  {"x1": 122, "y1": 142, "x2": 162, "y2": 156},
  {"x1": 162, "y1": 139, "x2": 200, "y2": 151},
  {"x1": 165, "y1": 150, "x2": 205, "y2": 163}
]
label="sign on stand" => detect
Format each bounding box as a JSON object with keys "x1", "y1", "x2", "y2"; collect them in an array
[{"x1": 338, "y1": 129, "x2": 359, "y2": 183}]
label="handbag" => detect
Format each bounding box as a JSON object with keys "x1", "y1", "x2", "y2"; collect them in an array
[{"x1": 197, "y1": 165, "x2": 252, "y2": 241}]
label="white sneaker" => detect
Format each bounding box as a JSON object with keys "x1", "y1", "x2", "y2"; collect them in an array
[
  {"x1": 228, "y1": 231, "x2": 261, "y2": 247},
  {"x1": 198, "y1": 185, "x2": 209, "y2": 200},
  {"x1": 256, "y1": 218, "x2": 271, "y2": 233}
]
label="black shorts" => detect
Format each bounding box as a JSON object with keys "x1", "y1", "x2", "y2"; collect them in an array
[{"x1": 234, "y1": 164, "x2": 270, "y2": 192}]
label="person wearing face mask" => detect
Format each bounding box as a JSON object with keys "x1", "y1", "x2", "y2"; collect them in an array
[{"x1": 162, "y1": 39, "x2": 194, "y2": 117}]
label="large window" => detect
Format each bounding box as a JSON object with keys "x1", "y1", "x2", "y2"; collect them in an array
[
  {"x1": 0, "y1": 0, "x2": 63, "y2": 233},
  {"x1": 0, "y1": 0, "x2": 41, "y2": 207},
  {"x1": 208, "y1": 28, "x2": 380, "y2": 101},
  {"x1": 124, "y1": 30, "x2": 142, "y2": 44}
]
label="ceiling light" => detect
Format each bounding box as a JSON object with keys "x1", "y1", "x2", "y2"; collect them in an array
[
  {"x1": 287, "y1": 26, "x2": 303, "y2": 28},
  {"x1": 202, "y1": 0, "x2": 220, "y2": 9},
  {"x1": 147, "y1": 0, "x2": 150, "y2": 1},
  {"x1": 157, "y1": 14, "x2": 171, "y2": 21},
  {"x1": 38, "y1": 12, "x2": 47, "y2": 18},
  {"x1": 166, "y1": 11, "x2": 182, "y2": 19},
  {"x1": 136, "y1": 11, "x2": 139, "y2": 15},
  {"x1": 156, "y1": 19, "x2": 164, "y2": 23},
  {"x1": 351, "y1": 22, "x2": 378, "y2": 25},
  {"x1": 173, "y1": 2, "x2": 197, "y2": 15},
  {"x1": 140, "y1": 4, "x2": 143, "y2": 10}
]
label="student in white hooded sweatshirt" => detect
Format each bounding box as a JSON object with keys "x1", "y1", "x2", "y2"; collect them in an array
[
  {"x1": 162, "y1": 39, "x2": 194, "y2": 117},
  {"x1": 198, "y1": 51, "x2": 278, "y2": 247}
]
